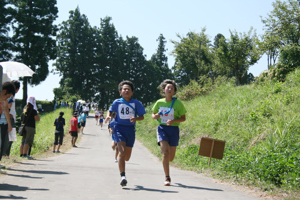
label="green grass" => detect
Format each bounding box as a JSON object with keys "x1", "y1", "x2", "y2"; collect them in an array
[
  {"x1": 10, "y1": 108, "x2": 73, "y2": 156},
  {"x1": 136, "y1": 70, "x2": 300, "y2": 198}
]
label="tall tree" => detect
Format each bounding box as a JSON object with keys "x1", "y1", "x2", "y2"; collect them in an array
[
  {"x1": 261, "y1": 0, "x2": 300, "y2": 69},
  {"x1": 262, "y1": 0, "x2": 300, "y2": 46},
  {"x1": 151, "y1": 34, "x2": 173, "y2": 82},
  {"x1": 0, "y1": 0, "x2": 13, "y2": 60},
  {"x1": 11, "y1": 0, "x2": 58, "y2": 105},
  {"x1": 93, "y1": 16, "x2": 120, "y2": 109},
  {"x1": 216, "y1": 28, "x2": 261, "y2": 85},
  {"x1": 171, "y1": 28, "x2": 214, "y2": 85},
  {"x1": 54, "y1": 7, "x2": 96, "y2": 101}
]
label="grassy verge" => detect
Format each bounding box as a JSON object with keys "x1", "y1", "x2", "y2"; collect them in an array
[
  {"x1": 136, "y1": 70, "x2": 300, "y2": 199},
  {"x1": 1, "y1": 108, "x2": 80, "y2": 166}
]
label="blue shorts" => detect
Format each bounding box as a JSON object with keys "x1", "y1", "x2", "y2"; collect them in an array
[
  {"x1": 99, "y1": 119, "x2": 103, "y2": 123},
  {"x1": 114, "y1": 124, "x2": 135, "y2": 147},
  {"x1": 157, "y1": 125, "x2": 180, "y2": 146}
]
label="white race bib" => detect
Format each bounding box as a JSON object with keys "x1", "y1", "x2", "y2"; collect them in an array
[
  {"x1": 159, "y1": 107, "x2": 174, "y2": 123},
  {"x1": 118, "y1": 103, "x2": 135, "y2": 119}
]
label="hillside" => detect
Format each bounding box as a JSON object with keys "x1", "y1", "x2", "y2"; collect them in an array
[{"x1": 136, "y1": 70, "x2": 300, "y2": 198}]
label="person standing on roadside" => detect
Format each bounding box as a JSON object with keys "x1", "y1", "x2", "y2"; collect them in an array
[
  {"x1": 5, "y1": 80, "x2": 20, "y2": 156},
  {"x1": 78, "y1": 111, "x2": 87, "y2": 134},
  {"x1": 0, "y1": 82, "x2": 16, "y2": 170},
  {"x1": 20, "y1": 96, "x2": 40, "y2": 160},
  {"x1": 152, "y1": 79, "x2": 187, "y2": 186},
  {"x1": 105, "y1": 80, "x2": 146, "y2": 187},
  {"x1": 53, "y1": 111, "x2": 65, "y2": 153},
  {"x1": 70, "y1": 112, "x2": 79, "y2": 147}
]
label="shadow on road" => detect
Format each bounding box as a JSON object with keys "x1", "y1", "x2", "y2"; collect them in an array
[
  {"x1": 174, "y1": 183, "x2": 223, "y2": 191},
  {"x1": 6, "y1": 173, "x2": 42, "y2": 179},
  {"x1": 0, "y1": 184, "x2": 48, "y2": 192},
  {"x1": 0, "y1": 194, "x2": 26, "y2": 199},
  {"x1": 8, "y1": 168, "x2": 69, "y2": 175},
  {"x1": 123, "y1": 185, "x2": 178, "y2": 193}
]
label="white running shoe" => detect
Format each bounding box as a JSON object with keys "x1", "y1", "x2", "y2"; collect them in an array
[
  {"x1": 115, "y1": 159, "x2": 118, "y2": 163},
  {"x1": 164, "y1": 177, "x2": 171, "y2": 186},
  {"x1": 120, "y1": 176, "x2": 127, "y2": 187}
]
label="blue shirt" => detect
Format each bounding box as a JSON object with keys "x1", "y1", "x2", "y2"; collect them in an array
[
  {"x1": 78, "y1": 113, "x2": 87, "y2": 123},
  {"x1": 109, "y1": 98, "x2": 146, "y2": 126},
  {"x1": 54, "y1": 117, "x2": 65, "y2": 131}
]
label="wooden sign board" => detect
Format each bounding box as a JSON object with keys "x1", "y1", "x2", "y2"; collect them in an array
[{"x1": 198, "y1": 137, "x2": 226, "y2": 165}]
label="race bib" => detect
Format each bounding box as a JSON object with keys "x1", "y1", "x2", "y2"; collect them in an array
[
  {"x1": 118, "y1": 103, "x2": 135, "y2": 119},
  {"x1": 159, "y1": 107, "x2": 174, "y2": 123}
]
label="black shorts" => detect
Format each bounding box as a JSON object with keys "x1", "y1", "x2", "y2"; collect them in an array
[
  {"x1": 81, "y1": 121, "x2": 86, "y2": 127},
  {"x1": 71, "y1": 131, "x2": 78, "y2": 137}
]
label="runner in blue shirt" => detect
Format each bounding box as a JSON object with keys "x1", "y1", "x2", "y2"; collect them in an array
[{"x1": 105, "y1": 80, "x2": 146, "y2": 187}]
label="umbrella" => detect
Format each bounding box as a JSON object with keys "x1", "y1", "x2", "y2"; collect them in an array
[{"x1": 0, "y1": 61, "x2": 35, "y2": 78}]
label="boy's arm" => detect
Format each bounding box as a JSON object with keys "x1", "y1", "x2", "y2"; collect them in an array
[
  {"x1": 166, "y1": 114, "x2": 186, "y2": 126},
  {"x1": 130, "y1": 115, "x2": 144, "y2": 123},
  {"x1": 104, "y1": 111, "x2": 111, "y2": 123},
  {"x1": 152, "y1": 113, "x2": 160, "y2": 120},
  {"x1": 4, "y1": 100, "x2": 12, "y2": 132}
]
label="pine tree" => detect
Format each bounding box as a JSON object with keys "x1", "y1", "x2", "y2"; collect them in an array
[{"x1": 11, "y1": 0, "x2": 58, "y2": 105}]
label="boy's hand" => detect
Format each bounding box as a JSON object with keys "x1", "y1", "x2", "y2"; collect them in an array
[
  {"x1": 166, "y1": 119, "x2": 174, "y2": 126},
  {"x1": 152, "y1": 113, "x2": 160, "y2": 120},
  {"x1": 104, "y1": 116, "x2": 111, "y2": 123},
  {"x1": 129, "y1": 117, "x2": 137, "y2": 124},
  {"x1": 7, "y1": 124, "x2": 12, "y2": 132}
]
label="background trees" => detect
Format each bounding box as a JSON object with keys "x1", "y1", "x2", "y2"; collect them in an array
[
  {"x1": 215, "y1": 29, "x2": 261, "y2": 85},
  {"x1": 0, "y1": 0, "x2": 13, "y2": 60},
  {"x1": 11, "y1": 0, "x2": 58, "y2": 106}
]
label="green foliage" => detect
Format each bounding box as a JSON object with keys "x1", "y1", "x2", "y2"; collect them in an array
[
  {"x1": 216, "y1": 28, "x2": 261, "y2": 85},
  {"x1": 0, "y1": 0, "x2": 13, "y2": 59},
  {"x1": 10, "y1": 108, "x2": 72, "y2": 155},
  {"x1": 11, "y1": 0, "x2": 58, "y2": 104},
  {"x1": 136, "y1": 69, "x2": 300, "y2": 192}
]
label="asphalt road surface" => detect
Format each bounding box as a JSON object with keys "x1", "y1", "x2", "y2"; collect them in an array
[{"x1": 0, "y1": 115, "x2": 261, "y2": 200}]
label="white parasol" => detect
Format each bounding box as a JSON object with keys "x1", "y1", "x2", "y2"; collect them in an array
[{"x1": 0, "y1": 61, "x2": 35, "y2": 78}]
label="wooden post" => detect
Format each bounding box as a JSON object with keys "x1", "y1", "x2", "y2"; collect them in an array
[{"x1": 208, "y1": 139, "x2": 215, "y2": 166}]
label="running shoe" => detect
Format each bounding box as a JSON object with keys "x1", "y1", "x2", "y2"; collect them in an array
[
  {"x1": 53, "y1": 151, "x2": 55, "y2": 153},
  {"x1": 56, "y1": 150, "x2": 61, "y2": 153},
  {"x1": 120, "y1": 176, "x2": 127, "y2": 187},
  {"x1": 164, "y1": 177, "x2": 171, "y2": 186},
  {"x1": 115, "y1": 159, "x2": 118, "y2": 163},
  {"x1": 26, "y1": 155, "x2": 33, "y2": 160}
]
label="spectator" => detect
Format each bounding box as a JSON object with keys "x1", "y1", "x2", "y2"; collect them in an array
[
  {"x1": 20, "y1": 96, "x2": 40, "y2": 160},
  {"x1": 53, "y1": 111, "x2": 65, "y2": 153}
]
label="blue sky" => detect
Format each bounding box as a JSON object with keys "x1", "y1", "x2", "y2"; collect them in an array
[{"x1": 15, "y1": 0, "x2": 276, "y2": 101}]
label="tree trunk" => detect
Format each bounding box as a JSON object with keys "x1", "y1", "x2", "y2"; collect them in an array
[{"x1": 22, "y1": 77, "x2": 28, "y2": 108}]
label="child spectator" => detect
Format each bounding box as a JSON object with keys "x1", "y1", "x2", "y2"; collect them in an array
[
  {"x1": 70, "y1": 112, "x2": 79, "y2": 147},
  {"x1": 53, "y1": 111, "x2": 65, "y2": 153}
]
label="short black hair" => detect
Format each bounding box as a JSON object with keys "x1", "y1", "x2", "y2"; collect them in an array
[
  {"x1": 2, "y1": 81, "x2": 15, "y2": 96},
  {"x1": 118, "y1": 80, "x2": 134, "y2": 91},
  {"x1": 160, "y1": 79, "x2": 177, "y2": 94},
  {"x1": 11, "y1": 80, "x2": 20, "y2": 90}
]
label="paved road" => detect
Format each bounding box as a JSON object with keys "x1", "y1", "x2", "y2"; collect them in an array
[{"x1": 0, "y1": 116, "x2": 261, "y2": 200}]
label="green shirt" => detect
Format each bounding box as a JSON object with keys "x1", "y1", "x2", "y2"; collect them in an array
[{"x1": 152, "y1": 98, "x2": 187, "y2": 126}]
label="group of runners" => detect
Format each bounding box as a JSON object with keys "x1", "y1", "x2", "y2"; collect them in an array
[
  {"x1": 52, "y1": 78, "x2": 187, "y2": 187},
  {"x1": 104, "y1": 79, "x2": 186, "y2": 187}
]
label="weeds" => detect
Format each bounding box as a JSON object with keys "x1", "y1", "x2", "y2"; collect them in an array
[{"x1": 136, "y1": 70, "x2": 300, "y2": 196}]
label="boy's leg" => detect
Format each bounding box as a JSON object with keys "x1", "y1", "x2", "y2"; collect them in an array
[
  {"x1": 160, "y1": 140, "x2": 170, "y2": 177},
  {"x1": 169, "y1": 146, "x2": 177, "y2": 162},
  {"x1": 117, "y1": 141, "x2": 127, "y2": 172}
]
